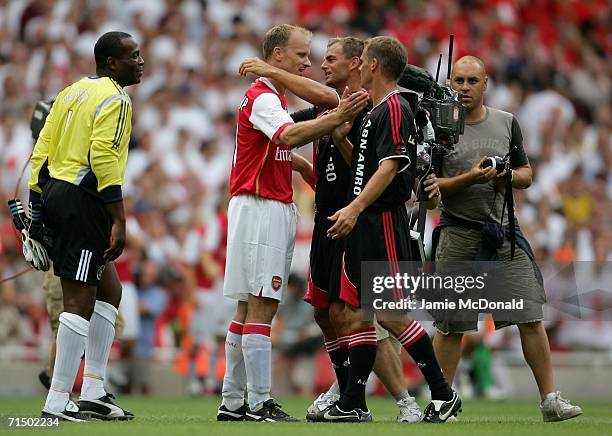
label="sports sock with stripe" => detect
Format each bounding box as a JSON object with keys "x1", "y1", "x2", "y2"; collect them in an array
[
  {"x1": 326, "y1": 338, "x2": 349, "y2": 394},
  {"x1": 221, "y1": 321, "x2": 247, "y2": 411},
  {"x1": 337, "y1": 327, "x2": 377, "y2": 411},
  {"x1": 242, "y1": 323, "x2": 272, "y2": 412},
  {"x1": 398, "y1": 321, "x2": 452, "y2": 401}
]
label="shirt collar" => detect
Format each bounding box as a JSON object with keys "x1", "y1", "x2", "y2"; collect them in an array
[
  {"x1": 257, "y1": 77, "x2": 281, "y2": 95},
  {"x1": 372, "y1": 89, "x2": 400, "y2": 110}
]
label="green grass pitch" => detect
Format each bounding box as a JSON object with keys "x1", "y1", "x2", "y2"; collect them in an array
[{"x1": 1, "y1": 396, "x2": 610, "y2": 435}]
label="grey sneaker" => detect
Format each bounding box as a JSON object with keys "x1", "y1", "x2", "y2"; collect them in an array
[
  {"x1": 397, "y1": 397, "x2": 423, "y2": 422},
  {"x1": 540, "y1": 391, "x2": 582, "y2": 422}
]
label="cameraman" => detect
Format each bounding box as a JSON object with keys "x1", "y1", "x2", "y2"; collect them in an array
[{"x1": 429, "y1": 56, "x2": 581, "y2": 422}]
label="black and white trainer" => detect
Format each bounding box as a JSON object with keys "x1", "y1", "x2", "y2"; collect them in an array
[
  {"x1": 320, "y1": 404, "x2": 372, "y2": 423},
  {"x1": 245, "y1": 399, "x2": 299, "y2": 422},
  {"x1": 217, "y1": 403, "x2": 249, "y2": 421},
  {"x1": 41, "y1": 400, "x2": 91, "y2": 422},
  {"x1": 422, "y1": 390, "x2": 462, "y2": 423},
  {"x1": 306, "y1": 402, "x2": 335, "y2": 422},
  {"x1": 306, "y1": 392, "x2": 340, "y2": 422},
  {"x1": 78, "y1": 393, "x2": 134, "y2": 421}
]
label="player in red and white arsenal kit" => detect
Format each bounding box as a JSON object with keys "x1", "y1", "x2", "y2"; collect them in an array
[{"x1": 217, "y1": 24, "x2": 369, "y2": 422}]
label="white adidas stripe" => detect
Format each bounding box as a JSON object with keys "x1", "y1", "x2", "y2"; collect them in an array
[
  {"x1": 80, "y1": 250, "x2": 92, "y2": 282},
  {"x1": 76, "y1": 250, "x2": 86, "y2": 281}
]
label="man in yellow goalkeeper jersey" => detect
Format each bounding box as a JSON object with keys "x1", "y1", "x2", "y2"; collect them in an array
[{"x1": 28, "y1": 31, "x2": 144, "y2": 422}]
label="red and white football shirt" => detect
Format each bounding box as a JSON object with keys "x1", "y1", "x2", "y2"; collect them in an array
[{"x1": 230, "y1": 78, "x2": 295, "y2": 204}]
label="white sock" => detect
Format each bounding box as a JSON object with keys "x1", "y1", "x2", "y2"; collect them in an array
[
  {"x1": 242, "y1": 324, "x2": 272, "y2": 412},
  {"x1": 44, "y1": 313, "x2": 89, "y2": 413},
  {"x1": 395, "y1": 389, "x2": 412, "y2": 402},
  {"x1": 328, "y1": 383, "x2": 340, "y2": 396},
  {"x1": 221, "y1": 321, "x2": 246, "y2": 411},
  {"x1": 81, "y1": 301, "x2": 118, "y2": 400}
]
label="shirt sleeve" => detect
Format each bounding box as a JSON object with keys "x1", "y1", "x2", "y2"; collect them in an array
[
  {"x1": 249, "y1": 92, "x2": 295, "y2": 144},
  {"x1": 28, "y1": 100, "x2": 57, "y2": 202},
  {"x1": 375, "y1": 100, "x2": 414, "y2": 173},
  {"x1": 290, "y1": 106, "x2": 320, "y2": 122},
  {"x1": 90, "y1": 94, "x2": 132, "y2": 203},
  {"x1": 509, "y1": 116, "x2": 528, "y2": 167}
]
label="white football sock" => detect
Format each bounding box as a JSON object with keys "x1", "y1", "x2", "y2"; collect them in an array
[
  {"x1": 328, "y1": 382, "x2": 340, "y2": 396},
  {"x1": 81, "y1": 301, "x2": 118, "y2": 400},
  {"x1": 242, "y1": 324, "x2": 272, "y2": 412},
  {"x1": 221, "y1": 321, "x2": 246, "y2": 411},
  {"x1": 44, "y1": 313, "x2": 89, "y2": 413}
]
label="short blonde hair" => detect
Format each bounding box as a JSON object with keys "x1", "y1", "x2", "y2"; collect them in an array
[{"x1": 262, "y1": 24, "x2": 312, "y2": 60}]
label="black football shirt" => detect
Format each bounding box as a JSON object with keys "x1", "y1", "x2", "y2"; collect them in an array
[{"x1": 348, "y1": 90, "x2": 417, "y2": 210}]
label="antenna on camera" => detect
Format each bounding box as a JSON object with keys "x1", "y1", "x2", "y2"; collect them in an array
[
  {"x1": 434, "y1": 54, "x2": 442, "y2": 83},
  {"x1": 447, "y1": 34, "x2": 454, "y2": 82}
]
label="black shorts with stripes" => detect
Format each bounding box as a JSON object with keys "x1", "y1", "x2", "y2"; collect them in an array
[
  {"x1": 340, "y1": 205, "x2": 414, "y2": 308},
  {"x1": 42, "y1": 179, "x2": 111, "y2": 285},
  {"x1": 305, "y1": 211, "x2": 344, "y2": 309}
]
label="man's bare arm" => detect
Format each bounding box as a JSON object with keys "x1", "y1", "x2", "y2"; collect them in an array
[
  {"x1": 331, "y1": 121, "x2": 354, "y2": 165},
  {"x1": 327, "y1": 159, "x2": 399, "y2": 239},
  {"x1": 438, "y1": 156, "x2": 497, "y2": 195},
  {"x1": 292, "y1": 153, "x2": 315, "y2": 190},
  {"x1": 280, "y1": 91, "x2": 368, "y2": 149},
  {"x1": 240, "y1": 57, "x2": 339, "y2": 108}
]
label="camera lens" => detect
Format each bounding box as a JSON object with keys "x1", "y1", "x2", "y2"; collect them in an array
[{"x1": 480, "y1": 157, "x2": 494, "y2": 169}]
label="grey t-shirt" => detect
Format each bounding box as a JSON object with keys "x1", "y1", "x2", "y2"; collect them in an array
[{"x1": 440, "y1": 107, "x2": 528, "y2": 225}]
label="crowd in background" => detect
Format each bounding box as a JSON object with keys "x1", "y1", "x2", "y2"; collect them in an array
[{"x1": 0, "y1": 0, "x2": 610, "y2": 397}]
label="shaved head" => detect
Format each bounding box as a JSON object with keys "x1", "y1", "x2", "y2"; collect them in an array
[
  {"x1": 452, "y1": 56, "x2": 487, "y2": 79},
  {"x1": 451, "y1": 55, "x2": 488, "y2": 117}
]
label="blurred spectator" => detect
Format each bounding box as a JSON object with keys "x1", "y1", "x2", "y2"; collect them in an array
[
  {"x1": 0, "y1": 282, "x2": 22, "y2": 346},
  {"x1": 0, "y1": 0, "x2": 609, "y2": 381},
  {"x1": 132, "y1": 260, "x2": 168, "y2": 394}
]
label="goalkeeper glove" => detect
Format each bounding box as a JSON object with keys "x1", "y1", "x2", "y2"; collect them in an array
[{"x1": 7, "y1": 199, "x2": 52, "y2": 271}]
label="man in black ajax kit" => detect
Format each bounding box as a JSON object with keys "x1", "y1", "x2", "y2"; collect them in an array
[
  {"x1": 323, "y1": 36, "x2": 460, "y2": 423},
  {"x1": 239, "y1": 36, "x2": 426, "y2": 423}
]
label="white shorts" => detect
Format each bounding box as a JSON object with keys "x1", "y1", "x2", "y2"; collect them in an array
[{"x1": 223, "y1": 194, "x2": 297, "y2": 302}]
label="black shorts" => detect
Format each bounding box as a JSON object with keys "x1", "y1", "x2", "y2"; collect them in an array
[
  {"x1": 340, "y1": 206, "x2": 413, "y2": 308},
  {"x1": 42, "y1": 179, "x2": 111, "y2": 285},
  {"x1": 304, "y1": 213, "x2": 344, "y2": 309}
]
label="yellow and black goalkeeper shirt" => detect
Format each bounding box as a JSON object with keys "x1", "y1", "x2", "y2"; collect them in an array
[{"x1": 29, "y1": 76, "x2": 132, "y2": 204}]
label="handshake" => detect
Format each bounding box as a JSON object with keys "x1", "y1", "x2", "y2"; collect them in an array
[{"x1": 7, "y1": 199, "x2": 53, "y2": 271}]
